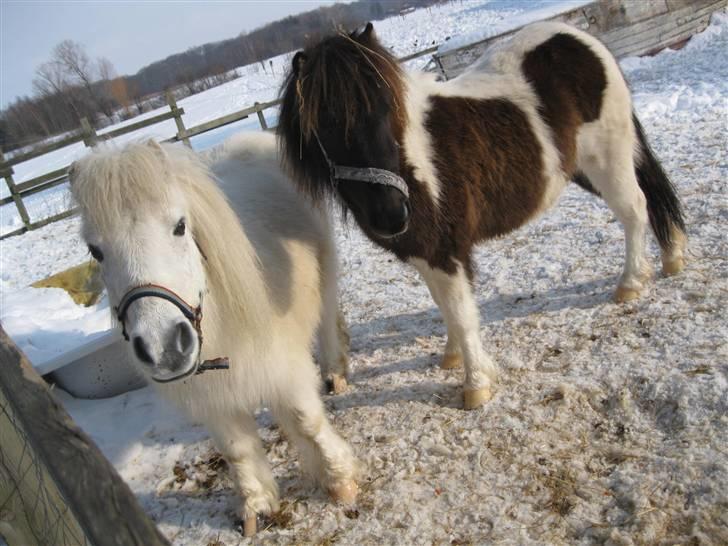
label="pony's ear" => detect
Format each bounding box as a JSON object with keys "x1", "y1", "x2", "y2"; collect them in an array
[
  {"x1": 292, "y1": 51, "x2": 307, "y2": 76},
  {"x1": 146, "y1": 139, "x2": 168, "y2": 162},
  {"x1": 353, "y1": 22, "x2": 375, "y2": 43},
  {"x1": 67, "y1": 161, "x2": 78, "y2": 185},
  {"x1": 146, "y1": 139, "x2": 163, "y2": 152}
]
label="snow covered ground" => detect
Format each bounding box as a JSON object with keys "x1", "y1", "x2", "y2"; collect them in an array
[{"x1": 1, "y1": 2, "x2": 727, "y2": 545}]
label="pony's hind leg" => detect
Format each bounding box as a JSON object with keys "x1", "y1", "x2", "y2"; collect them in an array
[
  {"x1": 661, "y1": 227, "x2": 687, "y2": 276},
  {"x1": 206, "y1": 412, "x2": 279, "y2": 535},
  {"x1": 578, "y1": 140, "x2": 652, "y2": 303},
  {"x1": 412, "y1": 259, "x2": 497, "y2": 409},
  {"x1": 273, "y1": 365, "x2": 359, "y2": 503},
  {"x1": 631, "y1": 114, "x2": 687, "y2": 276}
]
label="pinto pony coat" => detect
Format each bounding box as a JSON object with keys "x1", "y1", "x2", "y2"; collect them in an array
[{"x1": 278, "y1": 22, "x2": 686, "y2": 409}]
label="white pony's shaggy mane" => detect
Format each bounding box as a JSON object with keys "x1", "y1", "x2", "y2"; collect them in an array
[{"x1": 71, "y1": 140, "x2": 269, "y2": 339}]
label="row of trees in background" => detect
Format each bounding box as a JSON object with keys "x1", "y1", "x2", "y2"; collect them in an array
[
  {"x1": 0, "y1": 40, "x2": 148, "y2": 152},
  {"x1": 0, "y1": 0, "x2": 440, "y2": 152}
]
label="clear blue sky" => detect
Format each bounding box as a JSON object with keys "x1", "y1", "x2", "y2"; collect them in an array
[{"x1": 0, "y1": 0, "x2": 336, "y2": 108}]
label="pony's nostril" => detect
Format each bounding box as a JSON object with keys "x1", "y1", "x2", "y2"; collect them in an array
[
  {"x1": 175, "y1": 321, "x2": 195, "y2": 356},
  {"x1": 133, "y1": 336, "x2": 154, "y2": 365},
  {"x1": 401, "y1": 200, "x2": 410, "y2": 223}
]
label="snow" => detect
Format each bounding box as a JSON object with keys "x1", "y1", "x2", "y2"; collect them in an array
[
  {"x1": 437, "y1": 0, "x2": 594, "y2": 54},
  {"x1": 1, "y1": 3, "x2": 727, "y2": 545}
]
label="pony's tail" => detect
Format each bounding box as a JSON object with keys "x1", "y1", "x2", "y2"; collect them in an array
[{"x1": 632, "y1": 112, "x2": 686, "y2": 253}]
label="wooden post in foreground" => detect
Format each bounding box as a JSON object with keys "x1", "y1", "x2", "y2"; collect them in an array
[
  {"x1": 166, "y1": 90, "x2": 191, "y2": 148},
  {"x1": 0, "y1": 327, "x2": 170, "y2": 546}
]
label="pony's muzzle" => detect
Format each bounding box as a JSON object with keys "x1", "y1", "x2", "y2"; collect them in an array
[
  {"x1": 155, "y1": 320, "x2": 199, "y2": 381},
  {"x1": 371, "y1": 196, "x2": 410, "y2": 239},
  {"x1": 131, "y1": 320, "x2": 200, "y2": 383}
]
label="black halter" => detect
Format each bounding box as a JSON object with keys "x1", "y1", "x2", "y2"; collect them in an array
[
  {"x1": 115, "y1": 284, "x2": 229, "y2": 381},
  {"x1": 310, "y1": 129, "x2": 410, "y2": 198}
]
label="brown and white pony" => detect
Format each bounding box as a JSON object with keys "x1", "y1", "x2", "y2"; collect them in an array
[{"x1": 277, "y1": 22, "x2": 687, "y2": 410}]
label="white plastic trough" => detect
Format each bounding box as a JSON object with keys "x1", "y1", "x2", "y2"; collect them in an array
[{"x1": 38, "y1": 328, "x2": 147, "y2": 399}]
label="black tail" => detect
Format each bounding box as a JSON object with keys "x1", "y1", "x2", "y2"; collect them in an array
[{"x1": 632, "y1": 112, "x2": 686, "y2": 250}]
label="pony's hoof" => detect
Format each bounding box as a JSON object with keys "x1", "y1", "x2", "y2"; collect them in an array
[
  {"x1": 662, "y1": 257, "x2": 684, "y2": 276},
  {"x1": 243, "y1": 514, "x2": 258, "y2": 537},
  {"x1": 638, "y1": 264, "x2": 654, "y2": 283},
  {"x1": 324, "y1": 374, "x2": 348, "y2": 394},
  {"x1": 614, "y1": 286, "x2": 641, "y2": 303},
  {"x1": 328, "y1": 479, "x2": 358, "y2": 504},
  {"x1": 463, "y1": 387, "x2": 492, "y2": 410},
  {"x1": 441, "y1": 352, "x2": 463, "y2": 369}
]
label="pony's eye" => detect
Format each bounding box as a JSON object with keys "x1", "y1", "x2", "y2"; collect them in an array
[
  {"x1": 88, "y1": 244, "x2": 104, "y2": 262},
  {"x1": 174, "y1": 218, "x2": 186, "y2": 237}
]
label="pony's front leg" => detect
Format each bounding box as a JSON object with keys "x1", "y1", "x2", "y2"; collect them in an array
[
  {"x1": 206, "y1": 412, "x2": 279, "y2": 536},
  {"x1": 415, "y1": 262, "x2": 464, "y2": 370},
  {"x1": 273, "y1": 365, "x2": 359, "y2": 503},
  {"x1": 317, "y1": 238, "x2": 350, "y2": 394},
  {"x1": 413, "y1": 259, "x2": 497, "y2": 409},
  {"x1": 318, "y1": 305, "x2": 350, "y2": 394}
]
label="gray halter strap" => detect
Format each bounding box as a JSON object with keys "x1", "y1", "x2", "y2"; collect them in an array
[{"x1": 311, "y1": 129, "x2": 409, "y2": 198}]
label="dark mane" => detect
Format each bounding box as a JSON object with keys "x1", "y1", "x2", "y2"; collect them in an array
[{"x1": 277, "y1": 27, "x2": 405, "y2": 200}]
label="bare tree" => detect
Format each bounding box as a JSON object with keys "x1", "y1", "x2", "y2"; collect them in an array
[
  {"x1": 97, "y1": 57, "x2": 116, "y2": 82},
  {"x1": 33, "y1": 61, "x2": 68, "y2": 97},
  {"x1": 33, "y1": 61, "x2": 84, "y2": 124},
  {"x1": 96, "y1": 57, "x2": 118, "y2": 119},
  {"x1": 54, "y1": 40, "x2": 94, "y2": 90},
  {"x1": 52, "y1": 40, "x2": 117, "y2": 119}
]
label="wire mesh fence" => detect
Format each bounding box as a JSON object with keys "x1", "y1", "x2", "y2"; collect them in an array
[
  {"x1": 0, "y1": 390, "x2": 90, "y2": 546},
  {"x1": 0, "y1": 327, "x2": 169, "y2": 546}
]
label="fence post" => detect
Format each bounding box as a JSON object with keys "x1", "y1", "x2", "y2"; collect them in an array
[
  {"x1": 254, "y1": 102, "x2": 269, "y2": 130},
  {"x1": 431, "y1": 54, "x2": 449, "y2": 81},
  {"x1": 0, "y1": 327, "x2": 171, "y2": 545},
  {"x1": 80, "y1": 117, "x2": 98, "y2": 147},
  {"x1": 166, "y1": 90, "x2": 191, "y2": 148},
  {"x1": 0, "y1": 147, "x2": 31, "y2": 234}
]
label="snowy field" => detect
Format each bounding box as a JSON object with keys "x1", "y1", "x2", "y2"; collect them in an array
[{"x1": 1, "y1": 1, "x2": 727, "y2": 545}]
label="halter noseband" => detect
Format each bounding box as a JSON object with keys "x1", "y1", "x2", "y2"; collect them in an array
[
  {"x1": 310, "y1": 129, "x2": 410, "y2": 198},
  {"x1": 115, "y1": 284, "x2": 229, "y2": 381}
]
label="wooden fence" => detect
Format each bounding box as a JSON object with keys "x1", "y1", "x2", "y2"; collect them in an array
[{"x1": 0, "y1": 90, "x2": 283, "y2": 240}]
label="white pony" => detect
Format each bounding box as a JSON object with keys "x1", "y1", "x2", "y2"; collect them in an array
[{"x1": 70, "y1": 133, "x2": 358, "y2": 534}]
